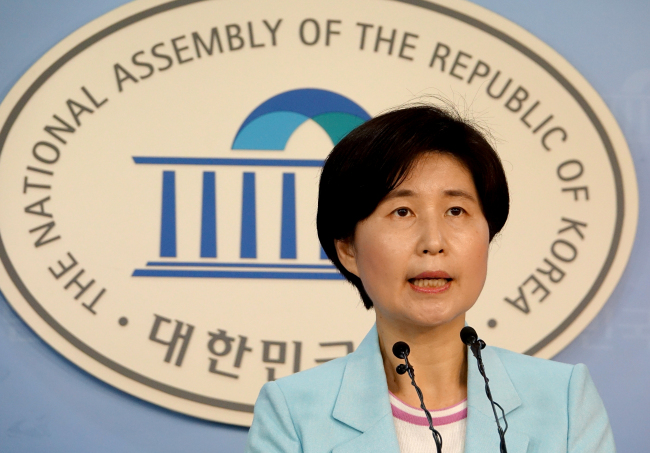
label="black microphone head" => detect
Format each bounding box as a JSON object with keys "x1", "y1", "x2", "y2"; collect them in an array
[
  {"x1": 396, "y1": 364, "x2": 408, "y2": 375},
  {"x1": 460, "y1": 326, "x2": 478, "y2": 346},
  {"x1": 392, "y1": 341, "x2": 410, "y2": 359}
]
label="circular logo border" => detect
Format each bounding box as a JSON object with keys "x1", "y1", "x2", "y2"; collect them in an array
[{"x1": 0, "y1": 0, "x2": 628, "y2": 415}]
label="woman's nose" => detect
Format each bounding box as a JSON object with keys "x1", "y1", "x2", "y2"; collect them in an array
[{"x1": 417, "y1": 216, "x2": 446, "y2": 256}]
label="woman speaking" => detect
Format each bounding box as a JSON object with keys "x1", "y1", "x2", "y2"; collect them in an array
[{"x1": 245, "y1": 104, "x2": 615, "y2": 452}]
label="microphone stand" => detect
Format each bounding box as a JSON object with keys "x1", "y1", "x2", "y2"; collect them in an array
[
  {"x1": 463, "y1": 329, "x2": 509, "y2": 453},
  {"x1": 393, "y1": 342, "x2": 443, "y2": 453}
]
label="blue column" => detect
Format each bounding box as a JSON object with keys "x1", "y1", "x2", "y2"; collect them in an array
[
  {"x1": 281, "y1": 173, "x2": 297, "y2": 259},
  {"x1": 160, "y1": 171, "x2": 177, "y2": 257},
  {"x1": 201, "y1": 171, "x2": 217, "y2": 258},
  {"x1": 240, "y1": 172, "x2": 257, "y2": 258}
]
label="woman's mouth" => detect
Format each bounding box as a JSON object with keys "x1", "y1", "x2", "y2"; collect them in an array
[
  {"x1": 408, "y1": 276, "x2": 452, "y2": 293},
  {"x1": 410, "y1": 278, "x2": 450, "y2": 288}
]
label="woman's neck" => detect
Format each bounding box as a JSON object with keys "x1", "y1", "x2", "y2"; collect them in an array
[{"x1": 377, "y1": 315, "x2": 468, "y2": 410}]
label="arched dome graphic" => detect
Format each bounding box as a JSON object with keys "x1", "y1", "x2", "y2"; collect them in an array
[{"x1": 232, "y1": 88, "x2": 371, "y2": 150}]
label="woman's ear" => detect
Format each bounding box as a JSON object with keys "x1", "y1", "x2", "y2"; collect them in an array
[{"x1": 334, "y1": 239, "x2": 360, "y2": 277}]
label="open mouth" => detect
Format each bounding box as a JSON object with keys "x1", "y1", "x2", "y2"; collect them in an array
[{"x1": 408, "y1": 278, "x2": 452, "y2": 288}]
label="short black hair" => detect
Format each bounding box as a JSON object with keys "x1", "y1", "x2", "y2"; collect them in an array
[{"x1": 317, "y1": 104, "x2": 509, "y2": 309}]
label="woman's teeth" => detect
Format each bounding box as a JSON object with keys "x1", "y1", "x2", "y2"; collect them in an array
[{"x1": 411, "y1": 278, "x2": 449, "y2": 288}]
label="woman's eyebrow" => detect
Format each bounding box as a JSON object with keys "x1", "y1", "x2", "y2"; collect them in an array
[
  {"x1": 444, "y1": 189, "x2": 477, "y2": 202},
  {"x1": 383, "y1": 189, "x2": 415, "y2": 200}
]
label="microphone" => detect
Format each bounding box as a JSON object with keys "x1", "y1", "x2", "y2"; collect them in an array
[
  {"x1": 460, "y1": 326, "x2": 508, "y2": 453},
  {"x1": 392, "y1": 341, "x2": 442, "y2": 453},
  {"x1": 460, "y1": 326, "x2": 486, "y2": 365},
  {"x1": 392, "y1": 341, "x2": 410, "y2": 359},
  {"x1": 392, "y1": 342, "x2": 411, "y2": 375},
  {"x1": 460, "y1": 325, "x2": 479, "y2": 346}
]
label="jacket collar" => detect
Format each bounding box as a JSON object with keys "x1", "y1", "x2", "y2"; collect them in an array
[
  {"x1": 332, "y1": 325, "x2": 400, "y2": 452},
  {"x1": 465, "y1": 346, "x2": 530, "y2": 452},
  {"x1": 467, "y1": 346, "x2": 521, "y2": 418},
  {"x1": 332, "y1": 324, "x2": 393, "y2": 432},
  {"x1": 332, "y1": 325, "x2": 530, "y2": 452}
]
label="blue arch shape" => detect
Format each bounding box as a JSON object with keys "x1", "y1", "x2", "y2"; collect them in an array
[{"x1": 232, "y1": 88, "x2": 371, "y2": 150}]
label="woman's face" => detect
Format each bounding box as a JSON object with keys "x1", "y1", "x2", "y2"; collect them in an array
[{"x1": 336, "y1": 153, "x2": 490, "y2": 329}]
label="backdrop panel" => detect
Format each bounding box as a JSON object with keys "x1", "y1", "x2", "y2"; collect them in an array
[{"x1": 0, "y1": 1, "x2": 648, "y2": 452}]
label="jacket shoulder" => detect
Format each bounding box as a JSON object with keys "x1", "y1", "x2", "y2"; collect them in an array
[
  {"x1": 486, "y1": 346, "x2": 576, "y2": 412},
  {"x1": 490, "y1": 345, "x2": 574, "y2": 381},
  {"x1": 246, "y1": 355, "x2": 354, "y2": 452},
  {"x1": 486, "y1": 346, "x2": 606, "y2": 421},
  {"x1": 487, "y1": 347, "x2": 615, "y2": 451},
  {"x1": 272, "y1": 354, "x2": 350, "y2": 414}
]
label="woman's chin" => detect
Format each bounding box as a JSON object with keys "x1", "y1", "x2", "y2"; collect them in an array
[{"x1": 382, "y1": 310, "x2": 466, "y2": 331}]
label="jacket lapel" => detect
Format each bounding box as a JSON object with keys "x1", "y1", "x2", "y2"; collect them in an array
[
  {"x1": 465, "y1": 346, "x2": 529, "y2": 453},
  {"x1": 331, "y1": 325, "x2": 400, "y2": 453}
]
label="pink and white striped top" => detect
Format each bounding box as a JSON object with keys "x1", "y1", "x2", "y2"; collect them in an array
[{"x1": 389, "y1": 392, "x2": 467, "y2": 453}]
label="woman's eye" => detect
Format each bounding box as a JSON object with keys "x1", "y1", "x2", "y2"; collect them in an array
[
  {"x1": 447, "y1": 207, "x2": 464, "y2": 216},
  {"x1": 394, "y1": 208, "x2": 411, "y2": 217}
]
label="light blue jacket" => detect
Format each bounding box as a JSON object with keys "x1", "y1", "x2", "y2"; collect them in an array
[{"x1": 246, "y1": 325, "x2": 615, "y2": 452}]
